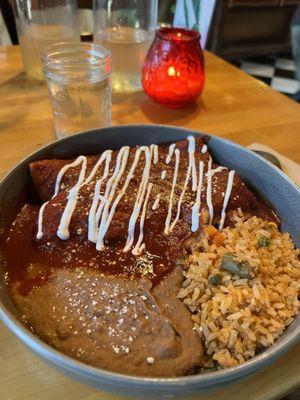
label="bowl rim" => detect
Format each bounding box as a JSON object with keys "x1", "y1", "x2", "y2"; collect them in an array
[{"x1": 0, "y1": 124, "x2": 299, "y2": 389}]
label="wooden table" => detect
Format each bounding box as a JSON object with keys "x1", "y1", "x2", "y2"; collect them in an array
[{"x1": 0, "y1": 46, "x2": 299, "y2": 400}]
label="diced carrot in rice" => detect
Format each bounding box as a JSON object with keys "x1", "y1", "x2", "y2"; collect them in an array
[
  {"x1": 178, "y1": 214, "x2": 300, "y2": 369},
  {"x1": 213, "y1": 233, "x2": 225, "y2": 246}
]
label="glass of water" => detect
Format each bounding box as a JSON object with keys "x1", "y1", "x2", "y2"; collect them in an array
[
  {"x1": 94, "y1": 0, "x2": 158, "y2": 93},
  {"x1": 13, "y1": 0, "x2": 80, "y2": 81},
  {"x1": 42, "y1": 42, "x2": 111, "y2": 139}
]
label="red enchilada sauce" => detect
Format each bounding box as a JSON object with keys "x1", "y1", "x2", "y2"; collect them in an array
[
  {"x1": 3, "y1": 137, "x2": 277, "y2": 296},
  {"x1": 0, "y1": 137, "x2": 279, "y2": 377}
]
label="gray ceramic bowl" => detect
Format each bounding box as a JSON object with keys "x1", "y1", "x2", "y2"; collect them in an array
[{"x1": 0, "y1": 125, "x2": 299, "y2": 399}]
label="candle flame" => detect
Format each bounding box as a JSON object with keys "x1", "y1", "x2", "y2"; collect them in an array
[
  {"x1": 167, "y1": 66, "x2": 181, "y2": 77},
  {"x1": 168, "y1": 66, "x2": 176, "y2": 77}
]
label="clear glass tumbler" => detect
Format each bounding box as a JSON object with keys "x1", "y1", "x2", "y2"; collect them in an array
[
  {"x1": 94, "y1": 0, "x2": 158, "y2": 93},
  {"x1": 13, "y1": 0, "x2": 79, "y2": 81},
  {"x1": 42, "y1": 42, "x2": 112, "y2": 139}
]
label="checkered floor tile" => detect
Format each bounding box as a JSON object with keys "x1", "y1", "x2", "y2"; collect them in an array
[{"x1": 232, "y1": 55, "x2": 300, "y2": 100}]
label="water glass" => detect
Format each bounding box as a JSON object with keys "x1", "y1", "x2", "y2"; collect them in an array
[
  {"x1": 13, "y1": 0, "x2": 79, "y2": 81},
  {"x1": 94, "y1": 0, "x2": 158, "y2": 93},
  {"x1": 42, "y1": 42, "x2": 111, "y2": 139}
]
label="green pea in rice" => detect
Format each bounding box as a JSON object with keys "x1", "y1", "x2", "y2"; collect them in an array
[{"x1": 178, "y1": 215, "x2": 300, "y2": 369}]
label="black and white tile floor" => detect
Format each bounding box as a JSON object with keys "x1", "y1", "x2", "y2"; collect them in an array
[{"x1": 232, "y1": 55, "x2": 300, "y2": 100}]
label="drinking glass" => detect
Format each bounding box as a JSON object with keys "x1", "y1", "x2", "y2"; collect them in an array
[
  {"x1": 42, "y1": 42, "x2": 111, "y2": 139},
  {"x1": 13, "y1": 0, "x2": 80, "y2": 81},
  {"x1": 93, "y1": 0, "x2": 158, "y2": 93}
]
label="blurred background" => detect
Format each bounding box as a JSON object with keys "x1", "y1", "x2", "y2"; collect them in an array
[{"x1": 1, "y1": 0, "x2": 300, "y2": 101}]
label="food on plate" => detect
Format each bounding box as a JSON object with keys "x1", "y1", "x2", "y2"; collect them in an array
[
  {"x1": 2, "y1": 136, "x2": 299, "y2": 377},
  {"x1": 178, "y1": 214, "x2": 299, "y2": 369}
]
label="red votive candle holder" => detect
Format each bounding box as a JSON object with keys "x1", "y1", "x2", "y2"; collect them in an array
[{"x1": 142, "y1": 27, "x2": 205, "y2": 108}]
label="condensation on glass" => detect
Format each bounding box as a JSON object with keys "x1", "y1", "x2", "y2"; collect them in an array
[
  {"x1": 93, "y1": 0, "x2": 158, "y2": 93},
  {"x1": 42, "y1": 42, "x2": 112, "y2": 139},
  {"x1": 13, "y1": 0, "x2": 80, "y2": 81}
]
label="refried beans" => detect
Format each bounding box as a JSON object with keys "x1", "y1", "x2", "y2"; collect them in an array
[{"x1": 2, "y1": 137, "x2": 278, "y2": 377}]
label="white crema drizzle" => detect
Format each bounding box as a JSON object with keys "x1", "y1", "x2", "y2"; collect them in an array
[
  {"x1": 37, "y1": 151, "x2": 115, "y2": 241},
  {"x1": 191, "y1": 160, "x2": 204, "y2": 232},
  {"x1": 187, "y1": 136, "x2": 197, "y2": 191},
  {"x1": 166, "y1": 143, "x2": 175, "y2": 164},
  {"x1": 152, "y1": 194, "x2": 161, "y2": 210},
  {"x1": 57, "y1": 157, "x2": 88, "y2": 240},
  {"x1": 161, "y1": 170, "x2": 167, "y2": 180},
  {"x1": 219, "y1": 170, "x2": 235, "y2": 230},
  {"x1": 37, "y1": 138, "x2": 237, "y2": 255},
  {"x1": 97, "y1": 146, "x2": 153, "y2": 251},
  {"x1": 88, "y1": 151, "x2": 113, "y2": 243},
  {"x1": 95, "y1": 146, "x2": 130, "y2": 250},
  {"x1": 37, "y1": 155, "x2": 87, "y2": 240},
  {"x1": 123, "y1": 147, "x2": 152, "y2": 253},
  {"x1": 206, "y1": 157, "x2": 214, "y2": 224},
  {"x1": 132, "y1": 183, "x2": 153, "y2": 256},
  {"x1": 164, "y1": 148, "x2": 180, "y2": 234},
  {"x1": 93, "y1": 147, "x2": 129, "y2": 243},
  {"x1": 169, "y1": 136, "x2": 197, "y2": 232},
  {"x1": 206, "y1": 166, "x2": 227, "y2": 177},
  {"x1": 150, "y1": 144, "x2": 159, "y2": 164}
]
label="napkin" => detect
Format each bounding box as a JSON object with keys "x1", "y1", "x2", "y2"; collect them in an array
[{"x1": 248, "y1": 143, "x2": 300, "y2": 186}]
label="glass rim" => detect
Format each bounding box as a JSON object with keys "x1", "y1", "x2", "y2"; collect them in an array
[
  {"x1": 156, "y1": 27, "x2": 201, "y2": 42},
  {"x1": 41, "y1": 42, "x2": 111, "y2": 71}
]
